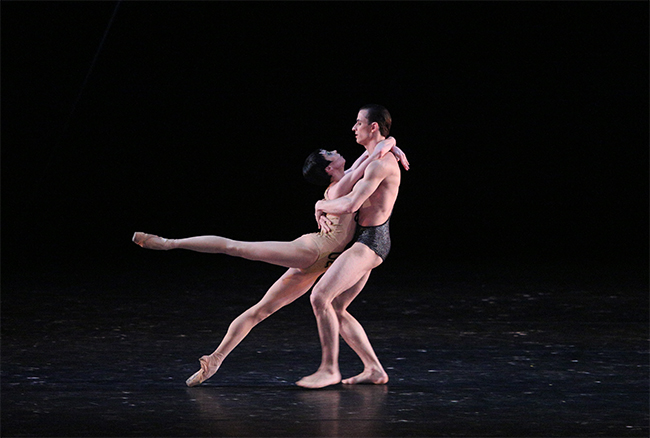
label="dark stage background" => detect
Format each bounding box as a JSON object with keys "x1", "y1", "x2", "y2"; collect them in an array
[
  {"x1": 2, "y1": 2, "x2": 648, "y2": 437},
  {"x1": 3, "y1": 1, "x2": 647, "y2": 275}
]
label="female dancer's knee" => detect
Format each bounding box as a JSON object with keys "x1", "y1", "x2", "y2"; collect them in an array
[{"x1": 223, "y1": 239, "x2": 247, "y2": 257}]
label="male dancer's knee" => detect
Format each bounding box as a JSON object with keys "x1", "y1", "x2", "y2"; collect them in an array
[
  {"x1": 309, "y1": 285, "x2": 332, "y2": 315},
  {"x1": 331, "y1": 298, "x2": 349, "y2": 321}
]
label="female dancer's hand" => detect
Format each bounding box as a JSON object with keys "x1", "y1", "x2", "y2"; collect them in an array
[
  {"x1": 374, "y1": 137, "x2": 409, "y2": 170},
  {"x1": 375, "y1": 137, "x2": 397, "y2": 159},
  {"x1": 392, "y1": 145, "x2": 410, "y2": 170}
]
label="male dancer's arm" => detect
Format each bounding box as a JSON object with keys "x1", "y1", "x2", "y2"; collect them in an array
[
  {"x1": 319, "y1": 140, "x2": 408, "y2": 231},
  {"x1": 315, "y1": 158, "x2": 393, "y2": 227},
  {"x1": 329, "y1": 137, "x2": 396, "y2": 200}
]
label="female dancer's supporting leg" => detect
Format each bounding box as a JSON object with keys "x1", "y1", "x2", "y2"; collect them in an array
[
  {"x1": 186, "y1": 267, "x2": 322, "y2": 387},
  {"x1": 133, "y1": 232, "x2": 318, "y2": 270}
]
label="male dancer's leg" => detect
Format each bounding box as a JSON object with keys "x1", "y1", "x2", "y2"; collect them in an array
[
  {"x1": 133, "y1": 232, "x2": 319, "y2": 270},
  {"x1": 332, "y1": 273, "x2": 389, "y2": 385},
  {"x1": 296, "y1": 243, "x2": 382, "y2": 389},
  {"x1": 186, "y1": 268, "x2": 322, "y2": 387}
]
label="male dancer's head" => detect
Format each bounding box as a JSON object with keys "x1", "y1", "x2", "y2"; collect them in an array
[{"x1": 353, "y1": 104, "x2": 391, "y2": 149}]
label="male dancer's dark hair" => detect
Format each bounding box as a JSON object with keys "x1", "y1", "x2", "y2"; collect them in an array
[{"x1": 360, "y1": 104, "x2": 392, "y2": 137}]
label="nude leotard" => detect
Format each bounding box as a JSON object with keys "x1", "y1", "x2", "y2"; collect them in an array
[{"x1": 299, "y1": 187, "x2": 356, "y2": 274}]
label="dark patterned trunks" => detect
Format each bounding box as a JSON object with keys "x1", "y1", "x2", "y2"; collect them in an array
[{"x1": 354, "y1": 217, "x2": 391, "y2": 261}]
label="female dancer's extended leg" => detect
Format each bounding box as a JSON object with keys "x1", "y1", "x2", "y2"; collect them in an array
[
  {"x1": 133, "y1": 232, "x2": 319, "y2": 270},
  {"x1": 186, "y1": 267, "x2": 322, "y2": 387}
]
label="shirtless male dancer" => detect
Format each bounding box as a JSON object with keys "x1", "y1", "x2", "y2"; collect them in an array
[
  {"x1": 296, "y1": 104, "x2": 402, "y2": 389},
  {"x1": 132, "y1": 138, "x2": 409, "y2": 387}
]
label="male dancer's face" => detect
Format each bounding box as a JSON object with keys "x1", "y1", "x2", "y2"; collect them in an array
[{"x1": 352, "y1": 110, "x2": 373, "y2": 146}]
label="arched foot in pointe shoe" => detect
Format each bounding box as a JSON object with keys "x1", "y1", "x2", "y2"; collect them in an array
[
  {"x1": 132, "y1": 232, "x2": 171, "y2": 250},
  {"x1": 186, "y1": 355, "x2": 221, "y2": 387}
]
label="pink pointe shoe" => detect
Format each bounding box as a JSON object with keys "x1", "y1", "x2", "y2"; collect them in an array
[
  {"x1": 132, "y1": 232, "x2": 170, "y2": 250},
  {"x1": 186, "y1": 355, "x2": 220, "y2": 387}
]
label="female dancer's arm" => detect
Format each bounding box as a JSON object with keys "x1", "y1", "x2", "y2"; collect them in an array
[
  {"x1": 327, "y1": 137, "x2": 397, "y2": 200},
  {"x1": 344, "y1": 151, "x2": 370, "y2": 176}
]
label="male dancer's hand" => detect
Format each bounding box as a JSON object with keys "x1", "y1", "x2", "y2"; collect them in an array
[{"x1": 315, "y1": 201, "x2": 333, "y2": 233}]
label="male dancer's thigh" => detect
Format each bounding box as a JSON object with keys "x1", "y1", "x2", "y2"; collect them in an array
[
  {"x1": 313, "y1": 243, "x2": 382, "y2": 304},
  {"x1": 332, "y1": 270, "x2": 372, "y2": 313}
]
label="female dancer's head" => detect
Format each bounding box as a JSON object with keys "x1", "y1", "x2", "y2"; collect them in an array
[{"x1": 303, "y1": 150, "x2": 345, "y2": 186}]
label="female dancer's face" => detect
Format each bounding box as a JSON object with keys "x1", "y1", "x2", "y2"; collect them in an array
[{"x1": 321, "y1": 150, "x2": 345, "y2": 172}]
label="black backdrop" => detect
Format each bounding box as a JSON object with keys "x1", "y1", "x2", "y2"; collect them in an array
[{"x1": 3, "y1": 2, "x2": 648, "y2": 283}]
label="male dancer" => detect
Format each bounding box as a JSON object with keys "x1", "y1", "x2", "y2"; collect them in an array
[{"x1": 296, "y1": 104, "x2": 402, "y2": 389}]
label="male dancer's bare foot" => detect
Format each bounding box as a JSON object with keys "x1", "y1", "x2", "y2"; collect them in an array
[
  {"x1": 132, "y1": 232, "x2": 171, "y2": 250},
  {"x1": 342, "y1": 367, "x2": 389, "y2": 385},
  {"x1": 186, "y1": 355, "x2": 221, "y2": 387},
  {"x1": 295, "y1": 370, "x2": 342, "y2": 389}
]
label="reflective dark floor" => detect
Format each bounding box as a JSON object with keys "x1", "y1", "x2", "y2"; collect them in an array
[{"x1": 2, "y1": 255, "x2": 648, "y2": 437}]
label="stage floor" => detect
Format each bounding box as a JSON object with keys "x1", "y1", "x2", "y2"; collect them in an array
[{"x1": 2, "y1": 256, "x2": 648, "y2": 437}]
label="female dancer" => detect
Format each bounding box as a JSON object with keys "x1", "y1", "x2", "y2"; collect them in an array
[{"x1": 133, "y1": 139, "x2": 408, "y2": 386}]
